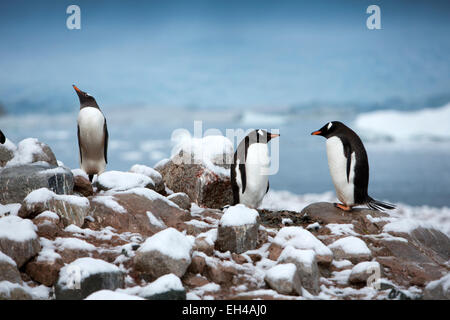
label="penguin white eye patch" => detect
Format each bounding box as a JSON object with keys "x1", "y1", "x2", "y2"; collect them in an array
[
  {"x1": 257, "y1": 129, "x2": 263, "y2": 136},
  {"x1": 327, "y1": 122, "x2": 332, "y2": 130}
]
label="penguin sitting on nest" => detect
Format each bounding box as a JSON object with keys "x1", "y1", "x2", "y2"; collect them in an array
[
  {"x1": 311, "y1": 121, "x2": 395, "y2": 212},
  {"x1": 73, "y1": 85, "x2": 108, "y2": 183},
  {"x1": 231, "y1": 129, "x2": 279, "y2": 209},
  {"x1": 0, "y1": 130, "x2": 5, "y2": 144}
]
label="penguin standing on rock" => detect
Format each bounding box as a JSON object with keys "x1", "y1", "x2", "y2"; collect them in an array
[
  {"x1": 73, "y1": 85, "x2": 108, "y2": 182},
  {"x1": 0, "y1": 130, "x2": 5, "y2": 144},
  {"x1": 231, "y1": 129, "x2": 279, "y2": 209},
  {"x1": 311, "y1": 121, "x2": 395, "y2": 212}
]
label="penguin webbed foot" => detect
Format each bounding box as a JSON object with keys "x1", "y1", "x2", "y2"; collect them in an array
[{"x1": 334, "y1": 203, "x2": 352, "y2": 212}]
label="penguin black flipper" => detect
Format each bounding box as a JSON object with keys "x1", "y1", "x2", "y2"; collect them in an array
[
  {"x1": 0, "y1": 130, "x2": 5, "y2": 144},
  {"x1": 339, "y1": 135, "x2": 353, "y2": 183},
  {"x1": 266, "y1": 181, "x2": 270, "y2": 194},
  {"x1": 77, "y1": 125, "x2": 83, "y2": 164},
  {"x1": 103, "y1": 120, "x2": 108, "y2": 164}
]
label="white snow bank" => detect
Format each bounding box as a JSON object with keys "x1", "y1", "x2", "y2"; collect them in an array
[
  {"x1": 220, "y1": 204, "x2": 259, "y2": 227},
  {"x1": 58, "y1": 257, "x2": 121, "y2": 285},
  {"x1": 278, "y1": 245, "x2": 316, "y2": 267},
  {"x1": 355, "y1": 103, "x2": 450, "y2": 142},
  {"x1": 24, "y1": 188, "x2": 89, "y2": 207},
  {"x1": 92, "y1": 195, "x2": 126, "y2": 214},
  {"x1": 265, "y1": 263, "x2": 297, "y2": 281},
  {"x1": 138, "y1": 227, "x2": 193, "y2": 261},
  {"x1": 97, "y1": 171, "x2": 154, "y2": 191},
  {"x1": 85, "y1": 290, "x2": 144, "y2": 300},
  {"x1": 53, "y1": 237, "x2": 96, "y2": 251},
  {"x1": 0, "y1": 215, "x2": 38, "y2": 242},
  {"x1": 383, "y1": 218, "x2": 435, "y2": 234},
  {"x1": 0, "y1": 251, "x2": 16, "y2": 266},
  {"x1": 273, "y1": 226, "x2": 332, "y2": 257},
  {"x1": 119, "y1": 274, "x2": 184, "y2": 298},
  {"x1": 116, "y1": 187, "x2": 180, "y2": 209},
  {"x1": 328, "y1": 236, "x2": 371, "y2": 255}
]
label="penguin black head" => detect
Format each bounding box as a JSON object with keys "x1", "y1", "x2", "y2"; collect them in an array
[
  {"x1": 248, "y1": 129, "x2": 280, "y2": 144},
  {"x1": 311, "y1": 121, "x2": 345, "y2": 139},
  {"x1": 73, "y1": 85, "x2": 99, "y2": 109}
]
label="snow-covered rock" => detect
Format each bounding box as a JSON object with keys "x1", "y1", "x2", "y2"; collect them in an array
[
  {"x1": 19, "y1": 188, "x2": 89, "y2": 227},
  {"x1": 119, "y1": 273, "x2": 186, "y2": 300},
  {"x1": 134, "y1": 228, "x2": 193, "y2": 278},
  {"x1": 0, "y1": 215, "x2": 41, "y2": 267},
  {"x1": 0, "y1": 163, "x2": 74, "y2": 205},
  {"x1": 85, "y1": 290, "x2": 144, "y2": 300},
  {"x1": 348, "y1": 261, "x2": 383, "y2": 284},
  {"x1": 264, "y1": 263, "x2": 302, "y2": 295},
  {"x1": 55, "y1": 257, "x2": 124, "y2": 300},
  {"x1": 0, "y1": 139, "x2": 15, "y2": 167},
  {"x1": 156, "y1": 135, "x2": 233, "y2": 209},
  {"x1": 129, "y1": 164, "x2": 165, "y2": 193},
  {"x1": 277, "y1": 246, "x2": 320, "y2": 295},
  {"x1": 215, "y1": 204, "x2": 260, "y2": 254},
  {"x1": 97, "y1": 170, "x2": 155, "y2": 192},
  {"x1": 272, "y1": 226, "x2": 333, "y2": 265},
  {"x1": 0, "y1": 251, "x2": 22, "y2": 284},
  {"x1": 423, "y1": 274, "x2": 450, "y2": 300},
  {"x1": 328, "y1": 236, "x2": 372, "y2": 263},
  {"x1": 167, "y1": 192, "x2": 191, "y2": 210},
  {"x1": 5, "y1": 138, "x2": 57, "y2": 167}
]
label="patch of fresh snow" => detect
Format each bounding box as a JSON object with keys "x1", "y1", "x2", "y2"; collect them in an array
[
  {"x1": 129, "y1": 164, "x2": 161, "y2": 181},
  {"x1": 332, "y1": 259, "x2": 353, "y2": 269},
  {"x1": 0, "y1": 203, "x2": 21, "y2": 217},
  {"x1": 92, "y1": 195, "x2": 126, "y2": 214},
  {"x1": 0, "y1": 215, "x2": 38, "y2": 242},
  {"x1": 35, "y1": 210, "x2": 59, "y2": 220},
  {"x1": 0, "y1": 251, "x2": 16, "y2": 266},
  {"x1": 58, "y1": 257, "x2": 121, "y2": 286},
  {"x1": 273, "y1": 226, "x2": 332, "y2": 257},
  {"x1": 24, "y1": 188, "x2": 89, "y2": 207},
  {"x1": 328, "y1": 236, "x2": 371, "y2": 255},
  {"x1": 97, "y1": 171, "x2": 154, "y2": 191},
  {"x1": 116, "y1": 188, "x2": 181, "y2": 209},
  {"x1": 383, "y1": 218, "x2": 435, "y2": 234},
  {"x1": 278, "y1": 246, "x2": 316, "y2": 266},
  {"x1": 72, "y1": 168, "x2": 89, "y2": 180},
  {"x1": 265, "y1": 263, "x2": 297, "y2": 281},
  {"x1": 53, "y1": 237, "x2": 96, "y2": 251},
  {"x1": 138, "y1": 228, "x2": 193, "y2": 261},
  {"x1": 146, "y1": 211, "x2": 166, "y2": 229},
  {"x1": 326, "y1": 223, "x2": 358, "y2": 236},
  {"x1": 119, "y1": 274, "x2": 184, "y2": 298},
  {"x1": 85, "y1": 290, "x2": 144, "y2": 300},
  {"x1": 220, "y1": 204, "x2": 259, "y2": 227}
]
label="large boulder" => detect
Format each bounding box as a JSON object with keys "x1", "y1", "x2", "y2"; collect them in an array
[
  {"x1": 155, "y1": 135, "x2": 233, "y2": 209},
  {"x1": 19, "y1": 188, "x2": 89, "y2": 227},
  {"x1": 87, "y1": 188, "x2": 189, "y2": 236},
  {"x1": 55, "y1": 257, "x2": 124, "y2": 300},
  {"x1": 0, "y1": 216, "x2": 41, "y2": 267},
  {"x1": 264, "y1": 263, "x2": 302, "y2": 296},
  {"x1": 215, "y1": 204, "x2": 260, "y2": 254},
  {"x1": 134, "y1": 228, "x2": 193, "y2": 279},
  {"x1": 0, "y1": 164, "x2": 74, "y2": 205}
]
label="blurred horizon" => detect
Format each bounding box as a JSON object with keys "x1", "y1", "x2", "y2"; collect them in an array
[{"x1": 1, "y1": 0, "x2": 450, "y2": 114}]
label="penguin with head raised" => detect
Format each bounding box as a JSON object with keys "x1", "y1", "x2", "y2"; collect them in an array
[
  {"x1": 311, "y1": 121, "x2": 395, "y2": 212},
  {"x1": 0, "y1": 130, "x2": 5, "y2": 144},
  {"x1": 231, "y1": 129, "x2": 279, "y2": 209},
  {"x1": 73, "y1": 85, "x2": 108, "y2": 182}
]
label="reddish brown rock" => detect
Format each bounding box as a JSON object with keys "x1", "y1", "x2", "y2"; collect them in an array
[
  {"x1": 205, "y1": 263, "x2": 238, "y2": 285},
  {"x1": 268, "y1": 243, "x2": 283, "y2": 261},
  {"x1": 188, "y1": 255, "x2": 206, "y2": 274},
  {"x1": 25, "y1": 258, "x2": 64, "y2": 287},
  {"x1": 73, "y1": 175, "x2": 94, "y2": 197},
  {"x1": 0, "y1": 252, "x2": 22, "y2": 284}
]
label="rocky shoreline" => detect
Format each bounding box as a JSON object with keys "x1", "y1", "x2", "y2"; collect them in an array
[{"x1": 0, "y1": 137, "x2": 449, "y2": 300}]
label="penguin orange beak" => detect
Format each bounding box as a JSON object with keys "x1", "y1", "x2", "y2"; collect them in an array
[
  {"x1": 311, "y1": 130, "x2": 321, "y2": 136},
  {"x1": 72, "y1": 84, "x2": 82, "y2": 93},
  {"x1": 270, "y1": 133, "x2": 280, "y2": 139}
]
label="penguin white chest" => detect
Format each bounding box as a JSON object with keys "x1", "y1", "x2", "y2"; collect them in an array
[
  {"x1": 240, "y1": 143, "x2": 270, "y2": 208},
  {"x1": 77, "y1": 107, "x2": 106, "y2": 174},
  {"x1": 326, "y1": 136, "x2": 355, "y2": 205}
]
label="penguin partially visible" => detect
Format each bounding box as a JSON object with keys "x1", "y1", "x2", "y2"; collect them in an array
[
  {"x1": 73, "y1": 85, "x2": 108, "y2": 182},
  {"x1": 311, "y1": 121, "x2": 395, "y2": 212},
  {"x1": 0, "y1": 130, "x2": 5, "y2": 144},
  {"x1": 231, "y1": 129, "x2": 279, "y2": 208}
]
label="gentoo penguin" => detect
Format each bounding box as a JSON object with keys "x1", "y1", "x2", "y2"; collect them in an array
[
  {"x1": 73, "y1": 85, "x2": 108, "y2": 182},
  {"x1": 231, "y1": 129, "x2": 279, "y2": 208},
  {"x1": 0, "y1": 130, "x2": 5, "y2": 144},
  {"x1": 311, "y1": 121, "x2": 395, "y2": 212}
]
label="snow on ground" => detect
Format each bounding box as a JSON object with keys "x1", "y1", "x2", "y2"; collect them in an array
[
  {"x1": 220, "y1": 204, "x2": 259, "y2": 227},
  {"x1": 97, "y1": 171, "x2": 154, "y2": 191},
  {"x1": 0, "y1": 215, "x2": 38, "y2": 242},
  {"x1": 328, "y1": 236, "x2": 371, "y2": 255},
  {"x1": 265, "y1": 263, "x2": 297, "y2": 281},
  {"x1": 278, "y1": 246, "x2": 316, "y2": 267},
  {"x1": 425, "y1": 273, "x2": 450, "y2": 292},
  {"x1": 37, "y1": 238, "x2": 62, "y2": 263},
  {"x1": 114, "y1": 187, "x2": 181, "y2": 209},
  {"x1": 0, "y1": 203, "x2": 21, "y2": 217},
  {"x1": 85, "y1": 290, "x2": 144, "y2": 300},
  {"x1": 146, "y1": 211, "x2": 166, "y2": 229},
  {"x1": 71, "y1": 168, "x2": 89, "y2": 180},
  {"x1": 273, "y1": 226, "x2": 332, "y2": 257},
  {"x1": 138, "y1": 228, "x2": 193, "y2": 261},
  {"x1": 53, "y1": 237, "x2": 97, "y2": 251},
  {"x1": 350, "y1": 261, "x2": 381, "y2": 275},
  {"x1": 383, "y1": 218, "x2": 437, "y2": 234},
  {"x1": 129, "y1": 164, "x2": 162, "y2": 181},
  {"x1": 35, "y1": 210, "x2": 59, "y2": 220},
  {"x1": 0, "y1": 280, "x2": 51, "y2": 300},
  {"x1": 332, "y1": 259, "x2": 353, "y2": 269},
  {"x1": 0, "y1": 251, "x2": 16, "y2": 266},
  {"x1": 4, "y1": 138, "x2": 46, "y2": 167}
]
